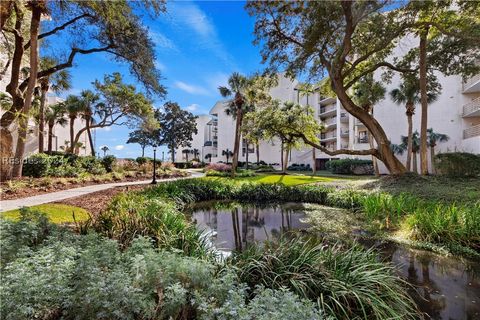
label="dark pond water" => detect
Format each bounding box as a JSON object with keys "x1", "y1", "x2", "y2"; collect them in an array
[{"x1": 189, "y1": 202, "x2": 480, "y2": 320}]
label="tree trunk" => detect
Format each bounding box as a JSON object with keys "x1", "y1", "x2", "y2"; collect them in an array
[
  {"x1": 38, "y1": 83, "x2": 48, "y2": 153},
  {"x1": 406, "y1": 108, "x2": 413, "y2": 171},
  {"x1": 280, "y1": 142, "x2": 284, "y2": 169},
  {"x1": 332, "y1": 76, "x2": 406, "y2": 175},
  {"x1": 311, "y1": 148, "x2": 316, "y2": 175},
  {"x1": 0, "y1": 128, "x2": 13, "y2": 181},
  {"x1": 12, "y1": 5, "x2": 42, "y2": 177},
  {"x1": 369, "y1": 134, "x2": 380, "y2": 177},
  {"x1": 141, "y1": 146, "x2": 145, "y2": 157},
  {"x1": 412, "y1": 152, "x2": 418, "y2": 174},
  {"x1": 47, "y1": 122, "x2": 54, "y2": 153},
  {"x1": 231, "y1": 109, "x2": 243, "y2": 177},
  {"x1": 256, "y1": 142, "x2": 260, "y2": 165},
  {"x1": 282, "y1": 146, "x2": 289, "y2": 174},
  {"x1": 245, "y1": 141, "x2": 249, "y2": 169},
  {"x1": 86, "y1": 118, "x2": 95, "y2": 156},
  {"x1": 419, "y1": 28, "x2": 429, "y2": 175},
  {"x1": 69, "y1": 116, "x2": 75, "y2": 153},
  {"x1": 430, "y1": 146, "x2": 436, "y2": 175},
  {"x1": 171, "y1": 145, "x2": 175, "y2": 163}
]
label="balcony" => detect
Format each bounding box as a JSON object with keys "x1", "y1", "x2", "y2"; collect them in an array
[
  {"x1": 320, "y1": 133, "x2": 337, "y2": 141},
  {"x1": 340, "y1": 130, "x2": 349, "y2": 138},
  {"x1": 462, "y1": 97, "x2": 480, "y2": 117},
  {"x1": 463, "y1": 124, "x2": 480, "y2": 139},
  {"x1": 319, "y1": 106, "x2": 336, "y2": 118},
  {"x1": 340, "y1": 112, "x2": 349, "y2": 122},
  {"x1": 463, "y1": 74, "x2": 480, "y2": 93},
  {"x1": 357, "y1": 136, "x2": 369, "y2": 144}
]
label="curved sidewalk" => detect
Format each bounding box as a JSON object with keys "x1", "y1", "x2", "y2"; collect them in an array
[{"x1": 0, "y1": 172, "x2": 203, "y2": 213}]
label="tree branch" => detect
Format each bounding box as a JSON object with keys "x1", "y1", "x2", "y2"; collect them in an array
[
  {"x1": 23, "y1": 13, "x2": 91, "y2": 50},
  {"x1": 344, "y1": 61, "x2": 417, "y2": 90}
]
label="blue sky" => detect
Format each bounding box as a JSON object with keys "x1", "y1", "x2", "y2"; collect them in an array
[{"x1": 55, "y1": 1, "x2": 263, "y2": 159}]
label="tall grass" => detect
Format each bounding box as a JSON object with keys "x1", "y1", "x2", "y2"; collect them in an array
[{"x1": 231, "y1": 237, "x2": 418, "y2": 320}]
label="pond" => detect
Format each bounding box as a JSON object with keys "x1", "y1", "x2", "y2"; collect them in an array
[{"x1": 188, "y1": 201, "x2": 480, "y2": 320}]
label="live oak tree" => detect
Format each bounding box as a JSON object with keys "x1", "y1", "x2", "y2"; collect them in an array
[
  {"x1": 71, "y1": 73, "x2": 156, "y2": 154},
  {"x1": 126, "y1": 129, "x2": 155, "y2": 158},
  {"x1": 245, "y1": 101, "x2": 322, "y2": 174},
  {"x1": 1, "y1": 0, "x2": 167, "y2": 178},
  {"x1": 153, "y1": 102, "x2": 198, "y2": 163},
  {"x1": 247, "y1": 0, "x2": 422, "y2": 174}
]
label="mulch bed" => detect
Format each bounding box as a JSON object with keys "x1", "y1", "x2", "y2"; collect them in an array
[{"x1": 56, "y1": 184, "x2": 153, "y2": 217}]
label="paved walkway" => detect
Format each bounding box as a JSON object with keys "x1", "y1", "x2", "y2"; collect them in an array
[{"x1": 0, "y1": 171, "x2": 204, "y2": 212}]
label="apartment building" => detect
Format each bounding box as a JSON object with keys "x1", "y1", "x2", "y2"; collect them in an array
[{"x1": 175, "y1": 66, "x2": 479, "y2": 174}]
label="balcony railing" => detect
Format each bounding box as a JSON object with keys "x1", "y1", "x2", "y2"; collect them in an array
[
  {"x1": 462, "y1": 97, "x2": 480, "y2": 117},
  {"x1": 320, "y1": 133, "x2": 336, "y2": 140},
  {"x1": 463, "y1": 74, "x2": 480, "y2": 92},
  {"x1": 340, "y1": 112, "x2": 348, "y2": 122},
  {"x1": 357, "y1": 136, "x2": 369, "y2": 144},
  {"x1": 319, "y1": 106, "x2": 336, "y2": 116},
  {"x1": 340, "y1": 130, "x2": 349, "y2": 137},
  {"x1": 463, "y1": 124, "x2": 480, "y2": 139}
]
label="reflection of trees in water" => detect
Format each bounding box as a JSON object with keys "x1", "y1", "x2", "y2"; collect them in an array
[{"x1": 231, "y1": 208, "x2": 242, "y2": 251}]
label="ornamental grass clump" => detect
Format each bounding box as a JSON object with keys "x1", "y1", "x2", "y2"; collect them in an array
[{"x1": 231, "y1": 237, "x2": 418, "y2": 320}]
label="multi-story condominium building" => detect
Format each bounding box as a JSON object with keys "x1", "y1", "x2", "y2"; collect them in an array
[{"x1": 176, "y1": 67, "x2": 479, "y2": 174}]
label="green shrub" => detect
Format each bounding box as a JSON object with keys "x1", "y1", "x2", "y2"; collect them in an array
[
  {"x1": 435, "y1": 152, "x2": 480, "y2": 177},
  {"x1": 136, "y1": 156, "x2": 148, "y2": 165},
  {"x1": 326, "y1": 158, "x2": 374, "y2": 175},
  {"x1": 206, "y1": 169, "x2": 256, "y2": 177},
  {"x1": 287, "y1": 163, "x2": 312, "y2": 171},
  {"x1": 1, "y1": 214, "x2": 323, "y2": 320},
  {"x1": 231, "y1": 237, "x2": 417, "y2": 320},
  {"x1": 102, "y1": 155, "x2": 117, "y2": 172},
  {"x1": 22, "y1": 153, "x2": 51, "y2": 177}
]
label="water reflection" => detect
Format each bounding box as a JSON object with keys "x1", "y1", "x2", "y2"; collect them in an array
[
  {"x1": 190, "y1": 202, "x2": 309, "y2": 251},
  {"x1": 190, "y1": 202, "x2": 480, "y2": 320}
]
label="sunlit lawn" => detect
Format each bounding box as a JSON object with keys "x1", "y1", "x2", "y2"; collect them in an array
[
  {"x1": 207, "y1": 172, "x2": 357, "y2": 186},
  {"x1": 1, "y1": 203, "x2": 90, "y2": 224}
]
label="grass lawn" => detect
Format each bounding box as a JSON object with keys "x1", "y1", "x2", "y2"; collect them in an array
[
  {"x1": 208, "y1": 173, "x2": 352, "y2": 186},
  {"x1": 1, "y1": 203, "x2": 90, "y2": 224}
]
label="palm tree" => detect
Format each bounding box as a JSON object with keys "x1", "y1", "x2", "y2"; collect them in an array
[
  {"x1": 76, "y1": 90, "x2": 99, "y2": 156},
  {"x1": 44, "y1": 103, "x2": 68, "y2": 153},
  {"x1": 192, "y1": 148, "x2": 200, "y2": 160},
  {"x1": 182, "y1": 149, "x2": 192, "y2": 162},
  {"x1": 390, "y1": 75, "x2": 440, "y2": 173},
  {"x1": 218, "y1": 72, "x2": 252, "y2": 177},
  {"x1": 392, "y1": 132, "x2": 421, "y2": 174},
  {"x1": 205, "y1": 153, "x2": 212, "y2": 163},
  {"x1": 222, "y1": 149, "x2": 233, "y2": 164},
  {"x1": 427, "y1": 129, "x2": 449, "y2": 174},
  {"x1": 37, "y1": 57, "x2": 71, "y2": 153},
  {"x1": 64, "y1": 95, "x2": 83, "y2": 153},
  {"x1": 101, "y1": 145, "x2": 109, "y2": 157}
]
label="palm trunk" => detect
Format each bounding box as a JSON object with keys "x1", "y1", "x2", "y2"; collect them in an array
[
  {"x1": 11, "y1": 5, "x2": 41, "y2": 177},
  {"x1": 406, "y1": 110, "x2": 413, "y2": 171},
  {"x1": 69, "y1": 116, "x2": 75, "y2": 153},
  {"x1": 141, "y1": 146, "x2": 145, "y2": 157},
  {"x1": 47, "y1": 122, "x2": 54, "y2": 153},
  {"x1": 171, "y1": 145, "x2": 175, "y2": 163},
  {"x1": 86, "y1": 118, "x2": 95, "y2": 156},
  {"x1": 369, "y1": 135, "x2": 380, "y2": 177},
  {"x1": 412, "y1": 151, "x2": 418, "y2": 174},
  {"x1": 256, "y1": 142, "x2": 260, "y2": 165},
  {"x1": 38, "y1": 84, "x2": 48, "y2": 153},
  {"x1": 231, "y1": 109, "x2": 243, "y2": 177},
  {"x1": 430, "y1": 146, "x2": 436, "y2": 175},
  {"x1": 419, "y1": 28, "x2": 429, "y2": 175}
]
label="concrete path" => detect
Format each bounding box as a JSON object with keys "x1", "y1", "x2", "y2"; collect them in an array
[{"x1": 0, "y1": 171, "x2": 204, "y2": 212}]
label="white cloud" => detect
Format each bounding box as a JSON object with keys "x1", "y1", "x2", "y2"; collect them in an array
[
  {"x1": 95, "y1": 126, "x2": 111, "y2": 132},
  {"x1": 155, "y1": 60, "x2": 166, "y2": 71},
  {"x1": 114, "y1": 145, "x2": 125, "y2": 151},
  {"x1": 150, "y1": 31, "x2": 177, "y2": 51},
  {"x1": 167, "y1": 2, "x2": 236, "y2": 68},
  {"x1": 205, "y1": 72, "x2": 229, "y2": 92},
  {"x1": 186, "y1": 104, "x2": 199, "y2": 112},
  {"x1": 174, "y1": 81, "x2": 209, "y2": 95}
]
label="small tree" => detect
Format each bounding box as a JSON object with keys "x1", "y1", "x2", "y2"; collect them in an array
[
  {"x1": 222, "y1": 149, "x2": 233, "y2": 164},
  {"x1": 101, "y1": 145, "x2": 109, "y2": 157},
  {"x1": 155, "y1": 102, "x2": 197, "y2": 163},
  {"x1": 127, "y1": 129, "x2": 155, "y2": 157},
  {"x1": 44, "y1": 103, "x2": 67, "y2": 153},
  {"x1": 182, "y1": 149, "x2": 192, "y2": 162},
  {"x1": 205, "y1": 153, "x2": 212, "y2": 163},
  {"x1": 427, "y1": 129, "x2": 449, "y2": 174}
]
